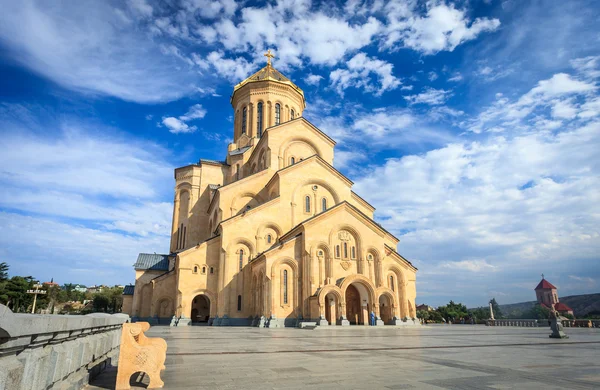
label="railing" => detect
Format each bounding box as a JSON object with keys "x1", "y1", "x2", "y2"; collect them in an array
[
  {"x1": 487, "y1": 319, "x2": 541, "y2": 327},
  {"x1": 0, "y1": 303, "x2": 129, "y2": 390},
  {"x1": 487, "y1": 318, "x2": 600, "y2": 328},
  {"x1": 561, "y1": 319, "x2": 600, "y2": 328}
]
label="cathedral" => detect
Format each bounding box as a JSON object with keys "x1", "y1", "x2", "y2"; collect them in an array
[{"x1": 122, "y1": 52, "x2": 418, "y2": 327}]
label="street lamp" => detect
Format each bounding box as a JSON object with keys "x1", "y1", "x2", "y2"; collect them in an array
[{"x1": 26, "y1": 283, "x2": 46, "y2": 314}]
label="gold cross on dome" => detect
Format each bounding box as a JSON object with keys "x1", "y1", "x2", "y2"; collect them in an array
[{"x1": 264, "y1": 49, "x2": 275, "y2": 66}]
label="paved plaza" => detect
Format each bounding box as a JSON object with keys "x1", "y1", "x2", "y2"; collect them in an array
[{"x1": 88, "y1": 325, "x2": 600, "y2": 389}]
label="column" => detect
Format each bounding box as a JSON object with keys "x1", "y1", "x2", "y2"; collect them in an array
[
  {"x1": 318, "y1": 254, "x2": 324, "y2": 287},
  {"x1": 248, "y1": 102, "x2": 254, "y2": 137},
  {"x1": 170, "y1": 197, "x2": 179, "y2": 253}
]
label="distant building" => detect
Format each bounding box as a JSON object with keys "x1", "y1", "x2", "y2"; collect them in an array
[
  {"x1": 73, "y1": 284, "x2": 87, "y2": 293},
  {"x1": 535, "y1": 277, "x2": 574, "y2": 317},
  {"x1": 416, "y1": 304, "x2": 433, "y2": 312},
  {"x1": 86, "y1": 285, "x2": 104, "y2": 294},
  {"x1": 121, "y1": 285, "x2": 135, "y2": 315},
  {"x1": 43, "y1": 278, "x2": 59, "y2": 288}
]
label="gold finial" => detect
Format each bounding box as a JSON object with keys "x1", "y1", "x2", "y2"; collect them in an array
[{"x1": 264, "y1": 49, "x2": 275, "y2": 66}]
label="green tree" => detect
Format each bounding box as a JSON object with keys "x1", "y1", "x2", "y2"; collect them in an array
[
  {"x1": 93, "y1": 294, "x2": 110, "y2": 312},
  {"x1": 0, "y1": 262, "x2": 8, "y2": 282},
  {"x1": 1, "y1": 276, "x2": 35, "y2": 312},
  {"x1": 468, "y1": 307, "x2": 489, "y2": 322},
  {"x1": 437, "y1": 300, "x2": 468, "y2": 323}
]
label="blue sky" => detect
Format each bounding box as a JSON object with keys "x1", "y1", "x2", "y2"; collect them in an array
[{"x1": 0, "y1": 0, "x2": 598, "y2": 307}]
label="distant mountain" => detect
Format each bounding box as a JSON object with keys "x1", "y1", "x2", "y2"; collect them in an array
[{"x1": 498, "y1": 293, "x2": 600, "y2": 318}]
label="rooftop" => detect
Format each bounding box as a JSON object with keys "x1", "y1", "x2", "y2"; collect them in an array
[
  {"x1": 535, "y1": 278, "x2": 557, "y2": 290},
  {"x1": 133, "y1": 253, "x2": 170, "y2": 271}
]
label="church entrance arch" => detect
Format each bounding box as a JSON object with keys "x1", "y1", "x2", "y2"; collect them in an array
[
  {"x1": 379, "y1": 294, "x2": 393, "y2": 324},
  {"x1": 345, "y1": 283, "x2": 370, "y2": 325},
  {"x1": 191, "y1": 294, "x2": 211, "y2": 323}
]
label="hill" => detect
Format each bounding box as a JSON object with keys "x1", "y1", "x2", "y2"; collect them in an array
[{"x1": 498, "y1": 293, "x2": 600, "y2": 318}]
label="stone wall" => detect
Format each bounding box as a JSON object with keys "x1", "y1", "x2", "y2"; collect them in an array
[{"x1": 0, "y1": 304, "x2": 129, "y2": 390}]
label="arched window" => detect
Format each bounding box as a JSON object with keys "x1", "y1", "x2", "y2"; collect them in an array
[
  {"x1": 343, "y1": 242, "x2": 348, "y2": 258},
  {"x1": 351, "y1": 246, "x2": 356, "y2": 259},
  {"x1": 239, "y1": 250, "x2": 244, "y2": 271},
  {"x1": 291, "y1": 109, "x2": 295, "y2": 119},
  {"x1": 210, "y1": 267, "x2": 214, "y2": 274},
  {"x1": 193, "y1": 266, "x2": 198, "y2": 274},
  {"x1": 290, "y1": 157, "x2": 295, "y2": 165},
  {"x1": 275, "y1": 103, "x2": 281, "y2": 125},
  {"x1": 257, "y1": 102, "x2": 263, "y2": 137},
  {"x1": 242, "y1": 107, "x2": 247, "y2": 134},
  {"x1": 237, "y1": 295, "x2": 242, "y2": 311},
  {"x1": 335, "y1": 245, "x2": 340, "y2": 258},
  {"x1": 283, "y1": 270, "x2": 288, "y2": 304},
  {"x1": 267, "y1": 234, "x2": 272, "y2": 244},
  {"x1": 321, "y1": 198, "x2": 327, "y2": 212},
  {"x1": 202, "y1": 266, "x2": 206, "y2": 274},
  {"x1": 390, "y1": 275, "x2": 395, "y2": 291},
  {"x1": 305, "y1": 195, "x2": 310, "y2": 213}
]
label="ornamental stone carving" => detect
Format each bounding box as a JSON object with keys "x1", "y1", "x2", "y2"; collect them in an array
[{"x1": 338, "y1": 230, "x2": 351, "y2": 241}]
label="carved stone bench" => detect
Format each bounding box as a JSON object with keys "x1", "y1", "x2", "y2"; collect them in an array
[{"x1": 116, "y1": 322, "x2": 167, "y2": 389}]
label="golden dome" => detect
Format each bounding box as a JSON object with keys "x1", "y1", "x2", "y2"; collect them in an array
[{"x1": 231, "y1": 50, "x2": 304, "y2": 103}]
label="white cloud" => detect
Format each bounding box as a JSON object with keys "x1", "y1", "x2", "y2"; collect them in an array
[
  {"x1": 385, "y1": 3, "x2": 500, "y2": 54},
  {"x1": 467, "y1": 71, "x2": 597, "y2": 133},
  {"x1": 162, "y1": 117, "x2": 197, "y2": 134},
  {"x1": 330, "y1": 53, "x2": 401, "y2": 96},
  {"x1": 352, "y1": 64, "x2": 600, "y2": 305},
  {"x1": 333, "y1": 149, "x2": 367, "y2": 171},
  {"x1": 179, "y1": 104, "x2": 207, "y2": 121},
  {"x1": 193, "y1": 51, "x2": 256, "y2": 82},
  {"x1": 161, "y1": 103, "x2": 206, "y2": 134},
  {"x1": 428, "y1": 72, "x2": 439, "y2": 81},
  {"x1": 568, "y1": 275, "x2": 595, "y2": 283},
  {"x1": 305, "y1": 74, "x2": 323, "y2": 86},
  {"x1": 182, "y1": 0, "x2": 237, "y2": 19},
  {"x1": 551, "y1": 99, "x2": 578, "y2": 119},
  {"x1": 126, "y1": 0, "x2": 153, "y2": 18},
  {"x1": 0, "y1": 106, "x2": 175, "y2": 285},
  {"x1": 404, "y1": 88, "x2": 452, "y2": 105},
  {"x1": 442, "y1": 260, "x2": 498, "y2": 272},
  {"x1": 570, "y1": 56, "x2": 600, "y2": 79},
  {"x1": 579, "y1": 97, "x2": 600, "y2": 119},
  {"x1": 448, "y1": 73, "x2": 463, "y2": 82},
  {"x1": 0, "y1": 1, "x2": 197, "y2": 103}
]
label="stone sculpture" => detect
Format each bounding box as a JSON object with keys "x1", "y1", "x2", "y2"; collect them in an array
[
  {"x1": 116, "y1": 322, "x2": 167, "y2": 389},
  {"x1": 548, "y1": 306, "x2": 568, "y2": 339}
]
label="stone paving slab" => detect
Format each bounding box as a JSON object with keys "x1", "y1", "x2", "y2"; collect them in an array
[{"x1": 87, "y1": 325, "x2": 600, "y2": 389}]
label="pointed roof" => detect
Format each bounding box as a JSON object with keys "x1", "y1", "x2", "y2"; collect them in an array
[
  {"x1": 231, "y1": 64, "x2": 304, "y2": 101},
  {"x1": 535, "y1": 278, "x2": 557, "y2": 290}
]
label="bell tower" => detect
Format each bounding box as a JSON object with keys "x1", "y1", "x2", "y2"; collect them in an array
[{"x1": 230, "y1": 50, "x2": 306, "y2": 147}]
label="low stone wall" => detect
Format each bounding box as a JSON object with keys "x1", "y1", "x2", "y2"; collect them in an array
[{"x1": 0, "y1": 304, "x2": 129, "y2": 390}]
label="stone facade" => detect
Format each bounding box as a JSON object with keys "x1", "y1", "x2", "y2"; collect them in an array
[
  {"x1": 126, "y1": 58, "x2": 418, "y2": 327},
  {"x1": 0, "y1": 304, "x2": 129, "y2": 390}
]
